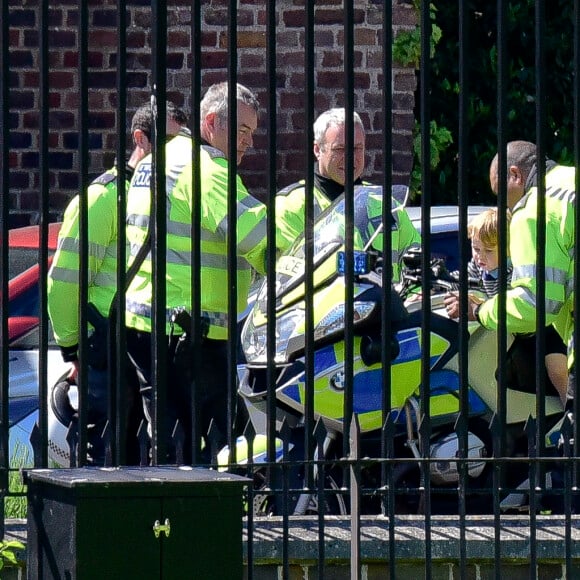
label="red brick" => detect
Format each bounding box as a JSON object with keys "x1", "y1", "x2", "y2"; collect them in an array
[
  {"x1": 201, "y1": 51, "x2": 228, "y2": 69},
  {"x1": 48, "y1": 71, "x2": 75, "y2": 90},
  {"x1": 168, "y1": 31, "x2": 190, "y2": 48},
  {"x1": 240, "y1": 53, "x2": 266, "y2": 68},
  {"x1": 88, "y1": 30, "x2": 117, "y2": 47}
]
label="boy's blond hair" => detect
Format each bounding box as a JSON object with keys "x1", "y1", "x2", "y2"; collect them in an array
[{"x1": 467, "y1": 208, "x2": 511, "y2": 248}]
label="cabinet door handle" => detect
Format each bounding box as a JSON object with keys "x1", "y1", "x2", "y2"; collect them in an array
[{"x1": 152, "y1": 518, "x2": 171, "y2": 539}]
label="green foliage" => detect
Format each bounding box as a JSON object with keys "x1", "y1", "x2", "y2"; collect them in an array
[
  {"x1": 393, "y1": 2, "x2": 449, "y2": 200},
  {"x1": 0, "y1": 540, "x2": 25, "y2": 571},
  {"x1": 393, "y1": 3, "x2": 442, "y2": 68},
  {"x1": 425, "y1": 0, "x2": 575, "y2": 204},
  {"x1": 5, "y1": 442, "x2": 30, "y2": 520},
  {"x1": 410, "y1": 121, "x2": 454, "y2": 196}
]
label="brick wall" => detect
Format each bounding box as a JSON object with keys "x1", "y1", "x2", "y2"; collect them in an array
[{"x1": 6, "y1": 0, "x2": 417, "y2": 225}]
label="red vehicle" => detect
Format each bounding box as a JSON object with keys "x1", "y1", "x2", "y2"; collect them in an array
[{"x1": 8, "y1": 222, "x2": 64, "y2": 466}]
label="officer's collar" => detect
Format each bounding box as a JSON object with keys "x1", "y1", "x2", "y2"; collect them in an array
[
  {"x1": 524, "y1": 158, "x2": 557, "y2": 190},
  {"x1": 513, "y1": 159, "x2": 558, "y2": 213},
  {"x1": 314, "y1": 168, "x2": 364, "y2": 202},
  {"x1": 111, "y1": 156, "x2": 135, "y2": 181}
]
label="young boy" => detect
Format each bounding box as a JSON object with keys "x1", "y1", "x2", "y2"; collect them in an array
[{"x1": 465, "y1": 208, "x2": 568, "y2": 404}]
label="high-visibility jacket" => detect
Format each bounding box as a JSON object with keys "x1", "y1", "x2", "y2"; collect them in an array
[
  {"x1": 125, "y1": 134, "x2": 268, "y2": 339},
  {"x1": 276, "y1": 180, "x2": 421, "y2": 281},
  {"x1": 275, "y1": 179, "x2": 336, "y2": 252},
  {"x1": 47, "y1": 166, "x2": 126, "y2": 350},
  {"x1": 365, "y1": 190, "x2": 422, "y2": 281},
  {"x1": 478, "y1": 163, "x2": 575, "y2": 366}
]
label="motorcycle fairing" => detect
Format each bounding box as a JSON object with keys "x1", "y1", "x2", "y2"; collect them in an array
[{"x1": 275, "y1": 327, "x2": 470, "y2": 433}]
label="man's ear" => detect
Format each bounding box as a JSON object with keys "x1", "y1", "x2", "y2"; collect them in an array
[
  {"x1": 205, "y1": 112, "x2": 217, "y2": 133},
  {"x1": 508, "y1": 165, "x2": 524, "y2": 186},
  {"x1": 133, "y1": 129, "x2": 150, "y2": 151},
  {"x1": 313, "y1": 141, "x2": 321, "y2": 160}
]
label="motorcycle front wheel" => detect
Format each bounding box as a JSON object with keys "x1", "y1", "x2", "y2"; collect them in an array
[{"x1": 250, "y1": 467, "x2": 347, "y2": 517}]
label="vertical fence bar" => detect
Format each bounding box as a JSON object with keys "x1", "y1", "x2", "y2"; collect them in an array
[
  {"x1": 419, "y1": 1, "x2": 433, "y2": 576},
  {"x1": 226, "y1": 2, "x2": 238, "y2": 466},
  {"x1": 251, "y1": 2, "x2": 279, "y2": 578},
  {"x1": 0, "y1": 0, "x2": 10, "y2": 532},
  {"x1": 457, "y1": 0, "x2": 470, "y2": 575},
  {"x1": 37, "y1": 0, "x2": 51, "y2": 470},
  {"x1": 303, "y1": 0, "x2": 316, "y2": 498},
  {"x1": 77, "y1": 0, "x2": 90, "y2": 467},
  {"x1": 495, "y1": 0, "x2": 509, "y2": 576},
  {"x1": 113, "y1": 0, "x2": 128, "y2": 466},
  {"x1": 380, "y1": 4, "x2": 397, "y2": 576},
  {"x1": 342, "y1": 1, "x2": 358, "y2": 577},
  {"x1": 572, "y1": 0, "x2": 580, "y2": 571},
  {"x1": 530, "y1": 2, "x2": 547, "y2": 576},
  {"x1": 188, "y1": 1, "x2": 202, "y2": 467},
  {"x1": 150, "y1": 0, "x2": 167, "y2": 465}
]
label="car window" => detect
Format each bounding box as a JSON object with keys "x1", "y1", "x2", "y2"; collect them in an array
[
  {"x1": 10, "y1": 322, "x2": 58, "y2": 349},
  {"x1": 10, "y1": 247, "x2": 43, "y2": 280}
]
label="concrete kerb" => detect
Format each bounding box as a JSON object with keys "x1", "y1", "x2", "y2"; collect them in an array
[
  {"x1": 7, "y1": 515, "x2": 580, "y2": 565},
  {"x1": 242, "y1": 515, "x2": 580, "y2": 562}
]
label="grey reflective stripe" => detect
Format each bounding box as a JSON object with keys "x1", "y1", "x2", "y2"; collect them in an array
[
  {"x1": 49, "y1": 265, "x2": 80, "y2": 284},
  {"x1": 129, "y1": 246, "x2": 252, "y2": 270},
  {"x1": 126, "y1": 299, "x2": 174, "y2": 322},
  {"x1": 167, "y1": 248, "x2": 190, "y2": 266},
  {"x1": 510, "y1": 285, "x2": 564, "y2": 315},
  {"x1": 391, "y1": 205, "x2": 404, "y2": 226},
  {"x1": 50, "y1": 265, "x2": 117, "y2": 287},
  {"x1": 129, "y1": 243, "x2": 150, "y2": 258},
  {"x1": 205, "y1": 311, "x2": 228, "y2": 328},
  {"x1": 547, "y1": 185, "x2": 575, "y2": 205},
  {"x1": 512, "y1": 264, "x2": 569, "y2": 286},
  {"x1": 167, "y1": 219, "x2": 192, "y2": 238},
  {"x1": 127, "y1": 213, "x2": 150, "y2": 228},
  {"x1": 216, "y1": 195, "x2": 265, "y2": 234},
  {"x1": 241, "y1": 195, "x2": 264, "y2": 210},
  {"x1": 198, "y1": 252, "x2": 251, "y2": 271},
  {"x1": 565, "y1": 279, "x2": 575, "y2": 304},
  {"x1": 510, "y1": 286, "x2": 536, "y2": 307},
  {"x1": 313, "y1": 196, "x2": 325, "y2": 214},
  {"x1": 92, "y1": 270, "x2": 117, "y2": 287},
  {"x1": 57, "y1": 237, "x2": 108, "y2": 262},
  {"x1": 238, "y1": 224, "x2": 266, "y2": 256},
  {"x1": 126, "y1": 299, "x2": 228, "y2": 328}
]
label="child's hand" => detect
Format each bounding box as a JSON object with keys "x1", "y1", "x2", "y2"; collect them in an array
[
  {"x1": 443, "y1": 292, "x2": 460, "y2": 319},
  {"x1": 444, "y1": 292, "x2": 485, "y2": 321}
]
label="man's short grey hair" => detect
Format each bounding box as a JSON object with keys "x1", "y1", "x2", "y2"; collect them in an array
[
  {"x1": 313, "y1": 107, "x2": 364, "y2": 147},
  {"x1": 506, "y1": 141, "x2": 537, "y2": 181},
  {"x1": 200, "y1": 81, "x2": 260, "y2": 123},
  {"x1": 490, "y1": 140, "x2": 538, "y2": 187}
]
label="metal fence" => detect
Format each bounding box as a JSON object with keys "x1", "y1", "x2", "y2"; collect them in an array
[{"x1": 1, "y1": 1, "x2": 580, "y2": 578}]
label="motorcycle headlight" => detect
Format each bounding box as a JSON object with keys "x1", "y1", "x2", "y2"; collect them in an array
[
  {"x1": 242, "y1": 309, "x2": 305, "y2": 364},
  {"x1": 314, "y1": 301, "x2": 376, "y2": 341}
]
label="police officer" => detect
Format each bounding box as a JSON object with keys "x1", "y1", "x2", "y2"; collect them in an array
[
  {"x1": 444, "y1": 141, "x2": 574, "y2": 401},
  {"x1": 47, "y1": 102, "x2": 187, "y2": 464},
  {"x1": 275, "y1": 107, "x2": 421, "y2": 280},
  {"x1": 124, "y1": 82, "x2": 267, "y2": 463}
]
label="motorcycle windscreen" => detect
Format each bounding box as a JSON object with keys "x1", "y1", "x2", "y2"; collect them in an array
[{"x1": 245, "y1": 185, "x2": 392, "y2": 364}]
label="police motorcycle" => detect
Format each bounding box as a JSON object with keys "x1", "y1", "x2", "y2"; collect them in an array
[{"x1": 220, "y1": 184, "x2": 565, "y2": 515}]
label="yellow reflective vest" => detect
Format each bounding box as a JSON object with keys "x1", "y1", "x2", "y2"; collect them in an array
[
  {"x1": 276, "y1": 180, "x2": 421, "y2": 281},
  {"x1": 478, "y1": 163, "x2": 575, "y2": 366},
  {"x1": 48, "y1": 167, "x2": 125, "y2": 349},
  {"x1": 125, "y1": 134, "x2": 268, "y2": 339}
]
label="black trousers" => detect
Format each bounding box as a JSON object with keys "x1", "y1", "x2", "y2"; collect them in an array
[
  {"x1": 125, "y1": 328, "x2": 242, "y2": 464},
  {"x1": 85, "y1": 328, "x2": 143, "y2": 465}
]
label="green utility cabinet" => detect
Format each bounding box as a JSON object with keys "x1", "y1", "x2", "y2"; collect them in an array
[{"x1": 25, "y1": 466, "x2": 249, "y2": 580}]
